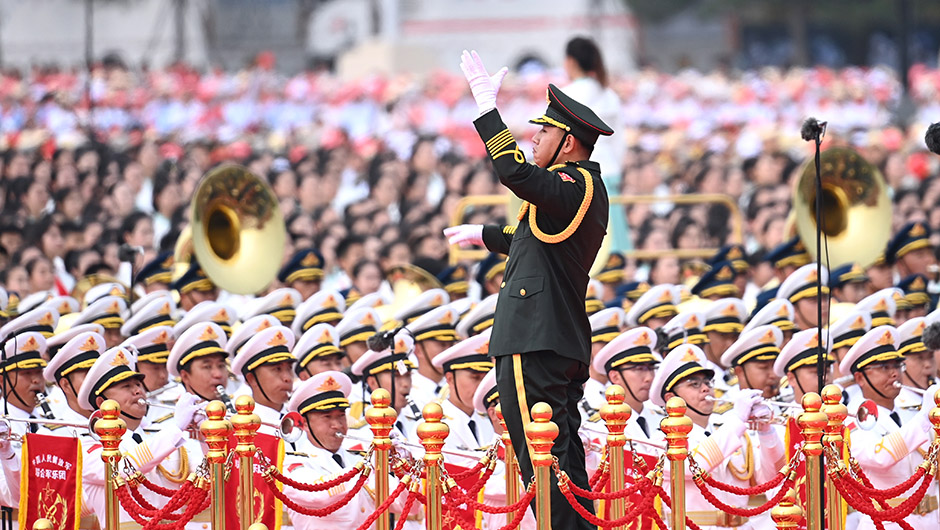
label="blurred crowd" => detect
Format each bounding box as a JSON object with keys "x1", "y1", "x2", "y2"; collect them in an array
[{"x1": 2, "y1": 52, "x2": 940, "y2": 304}]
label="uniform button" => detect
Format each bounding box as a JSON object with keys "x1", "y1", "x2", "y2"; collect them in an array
[
  {"x1": 520, "y1": 288, "x2": 526, "y2": 296},
  {"x1": 500, "y1": 282, "x2": 505, "y2": 288},
  {"x1": 361, "y1": 507, "x2": 366, "y2": 513}
]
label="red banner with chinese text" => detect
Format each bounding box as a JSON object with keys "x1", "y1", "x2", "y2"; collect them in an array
[
  {"x1": 224, "y1": 433, "x2": 284, "y2": 530},
  {"x1": 19, "y1": 434, "x2": 83, "y2": 530}
]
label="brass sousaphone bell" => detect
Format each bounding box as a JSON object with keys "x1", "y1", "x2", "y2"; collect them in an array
[
  {"x1": 791, "y1": 147, "x2": 892, "y2": 268},
  {"x1": 174, "y1": 165, "x2": 287, "y2": 295}
]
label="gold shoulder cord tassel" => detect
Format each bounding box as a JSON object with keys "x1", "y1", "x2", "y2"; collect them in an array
[
  {"x1": 157, "y1": 446, "x2": 190, "y2": 484},
  {"x1": 727, "y1": 434, "x2": 754, "y2": 483},
  {"x1": 517, "y1": 166, "x2": 594, "y2": 244}
]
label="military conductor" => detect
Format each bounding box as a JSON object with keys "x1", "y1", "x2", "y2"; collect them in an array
[{"x1": 446, "y1": 50, "x2": 612, "y2": 529}]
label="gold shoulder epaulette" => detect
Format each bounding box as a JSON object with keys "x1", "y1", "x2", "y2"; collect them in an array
[
  {"x1": 153, "y1": 413, "x2": 174, "y2": 424},
  {"x1": 285, "y1": 451, "x2": 310, "y2": 458},
  {"x1": 502, "y1": 225, "x2": 517, "y2": 235},
  {"x1": 45, "y1": 423, "x2": 66, "y2": 431},
  {"x1": 714, "y1": 402, "x2": 734, "y2": 415}
]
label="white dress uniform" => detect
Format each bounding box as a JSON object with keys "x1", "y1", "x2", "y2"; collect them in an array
[
  {"x1": 404, "y1": 305, "x2": 461, "y2": 409},
  {"x1": 230, "y1": 325, "x2": 298, "y2": 438}
]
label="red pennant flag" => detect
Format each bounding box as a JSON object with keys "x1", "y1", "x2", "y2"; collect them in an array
[
  {"x1": 19, "y1": 434, "x2": 83, "y2": 530},
  {"x1": 225, "y1": 433, "x2": 284, "y2": 530},
  {"x1": 599, "y1": 450, "x2": 659, "y2": 530}
]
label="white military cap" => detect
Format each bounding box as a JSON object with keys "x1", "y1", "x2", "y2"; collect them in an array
[
  {"x1": 405, "y1": 305, "x2": 460, "y2": 343},
  {"x1": 77, "y1": 345, "x2": 142, "y2": 411},
  {"x1": 44, "y1": 331, "x2": 103, "y2": 383},
  {"x1": 593, "y1": 327, "x2": 660, "y2": 376},
  {"x1": 777, "y1": 264, "x2": 829, "y2": 304},
  {"x1": 393, "y1": 288, "x2": 450, "y2": 324},
  {"x1": 241, "y1": 287, "x2": 301, "y2": 326},
  {"x1": 743, "y1": 299, "x2": 796, "y2": 333},
  {"x1": 121, "y1": 297, "x2": 176, "y2": 337},
  {"x1": 1, "y1": 331, "x2": 47, "y2": 374},
  {"x1": 47, "y1": 323, "x2": 105, "y2": 357},
  {"x1": 720, "y1": 325, "x2": 782, "y2": 367},
  {"x1": 774, "y1": 328, "x2": 833, "y2": 377},
  {"x1": 585, "y1": 279, "x2": 605, "y2": 315},
  {"x1": 589, "y1": 307, "x2": 625, "y2": 344},
  {"x1": 130, "y1": 290, "x2": 173, "y2": 315},
  {"x1": 351, "y1": 330, "x2": 415, "y2": 377},
  {"x1": 650, "y1": 344, "x2": 714, "y2": 408},
  {"x1": 72, "y1": 295, "x2": 126, "y2": 330},
  {"x1": 0, "y1": 287, "x2": 8, "y2": 318},
  {"x1": 456, "y1": 294, "x2": 498, "y2": 339},
  {"x1": 335, "y1": 308, "x2": 381, "y2": 347},
  {"x1": 173, "y1": 301, "x2": 236, "y2": 338},
  {"x1": 897, "y1": 317, "x2": 927, "y2": 356},
  {"x1": 472, "y1": 368, "x2": 499, "y2": 414},
  {"x1": 346, "y1": 292, "x2": 391, "y2": 314},
  {"x1": 167, "y1": 321, "x2": 228, "y2": 378},
  {"x1": 18, "y1": 291, "x2": 54, "y2": 314},
  {"x1": 292, "y1": 289, "x2": 345, "y2": 337},
  {"x1": 287, "y1": 370, "x2": 352, "y2": 415},
  {"x1": 839, "y1": 325, "x2": 903, "y2": 375},
  {"x1": 431, "y1": 329, "x2": 494, "y2": 374},
  {"x1": 856, "y1": 288, "x2": 899, "y2": 327},
  {"x1": 40, "y1": 296, "x2": 80, "y2": 316},
  {"x1": 829, "y1": 310, "x2": 872, "y2": 351},
  {"x1": 122, "y1": 326, "x2": 174, "y2": 365},
  {"x1": 231, "y1": 325, "x2": 296, "y2": 377},
  {"x1": 662, "y1": 312, "x2": 709, "y2": 351},
  {"x1": 0, "y1": 306, "x2": 59, "y2": 340},
  {"x1": 83, "y1": 282, "x2": 127, "y2": 306},
  {"x1": 703, "y1": 298, "x2": 747, "y2": 334},
  {"x1": 227, "y1": 315, "x2": 280, "y2": 357},
  {"x1": 294, "y1": 323, "x2": 342, "y2": 375},
  {"x1": 626, "y1": 284, "x2": 680, "y2": 327}
]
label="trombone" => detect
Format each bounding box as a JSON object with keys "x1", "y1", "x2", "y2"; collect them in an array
[
  {"x1": 0, "y1": 412, "x2": 102, "y2": 442},
  {"x1": 138, "y1": 399, "x2": 304, "y2": 443}
]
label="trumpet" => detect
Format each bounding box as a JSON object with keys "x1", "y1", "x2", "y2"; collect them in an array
[
  {"x1": 0, "y1": 412, "x2": 102, "y2": 442},
  {"x1": 704, "y1": 395, "x2": 879, "y2": 431},
  {"x1": 893, "y1": 381, "x2": 925, "y2": 396},
  {"x1": 137, "y1": 399, "x2": 304, "y2": 443}
]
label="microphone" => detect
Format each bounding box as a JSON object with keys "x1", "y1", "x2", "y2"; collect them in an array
[
  {"x1": 925, "y1": 122, "x2": 940, "y2": 155},
  {"x1": 118, "y1": 244, "x2": 144, "y2": 263},
  {"x1": 800, "y1": 118, "x2": 827, "y2": 142}
]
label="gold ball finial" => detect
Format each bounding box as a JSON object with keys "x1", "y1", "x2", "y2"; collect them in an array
[
  {"x1": 770, "y1": 488, "x2": 803, "y2": 528},
  {"x1": 99, "y1": 399, "x2": 120, "y2": 419},
  {"x1": 417, "y1": 402, "x2": 449, "y2": 463},
  {"x1": 32, "y1": 519, "x2": 54, "y2": 530},
  {"x1": 371, "y1": 388, "x2": 391, "y2": 408},
  {"x1": 205, "y1": 400, "x2": 226, "y2": 420},
  {"x1": 530, "y1": 402, "x2": 553, "y2": 422},
  {"x1": 234, "y1": 395, "x2": 256, "y2": 414},
  {"x1": 422, "y1": 402, "x2": 444, "y2": 422},
  {"x1": 933, "y1": 387, "x2": 940, "y2": 407},
  {"x1": 366, "y1": 388, "x2": 397, "y2": 451},
  {"x1": 665, "y1": 396, "x2": 687, "y2": 417},
  {"x1": 524, "y1": 402, "x2": 558, "y2": 468},
  {"x1": 821, "y1": 384, "x2": 842, "y2": 405},
  {"x1": 604, "y1": 385, "x2": 625, "y2": 404},
  {"x1": 247, "y1": 523, "x2": 268, "y2": 530},
  {"x1": 801, "y1": 392, "x2": 822, "y2": 412}
]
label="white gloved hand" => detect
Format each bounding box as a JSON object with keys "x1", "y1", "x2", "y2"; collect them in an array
[
  {"x1": 173, "y1": 393, "x2": 200, "y2": 431},
  {"x1": 0, "y1": 435, "x2": 12, "y2": 460},
  {"x1": 459, "y1": 50, "x2": 509, "y2": 115},
  {"x1": 443, "y1": 224, "x2": 485, "y2": 248},
  {"x1": 733, "y1": 389, "x2": 764, "y2": 423}
]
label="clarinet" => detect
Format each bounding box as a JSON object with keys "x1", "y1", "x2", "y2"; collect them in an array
[
  {"x1": 216, "y1": 385, "x2": 237, "y2": 414},
  {"x1": 36, "y1": 392, "x2": 55, "y2": 420}
]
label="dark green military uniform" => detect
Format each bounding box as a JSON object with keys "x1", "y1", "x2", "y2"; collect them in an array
[{"x1": 475, "y1": 84, "x2": 612, "y2": 529}]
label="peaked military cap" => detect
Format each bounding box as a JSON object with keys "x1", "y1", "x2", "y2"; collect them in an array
[
  {"x1": 595, "y1": 252, "x2": 626, "y2": 284},
  {"x1": 764, "y1": 236, "x2": 811, "y2": 269},
  {"x1": 278, "y1": 248, "x2": 325, "y2": 284},
  {"x1": 77, "y1": 345, "x2": 143, "y2": 411},
  {"x1": 1, "y1": 331, "x2": 47, "y2": 373},
  {"x1": 703, "y1": 298, "x2": 746, "y2": 334},
  {"x1": 122, "y1": 326, "x2": 173, "y2": 364},
  {"x1": 351, "y1": 330, "x2": 415, "y2": 377},
  {"x1": 18, "y1": 291, "x2": 54, "y2": 315},
  {"x1": 589, "y1": 307, "x2": 625, "y2": 343},
  {"x1": 691, "y1": 260, "x2": 739, "y2": 299},
  {"x1": 135, "y1": 251, "x2": 174, "y2": 286},
  {"x1": 227, "y1": 315, "x2": 280, "y2": 356},
  {"x1": 720, "y1": 325, "x2": 781, "y2": 367},
  {"x1": 774, "y1": 328, "x2": 832, "y2": 377},
  {"x1": 840, "y1": 325, "x2": 903, "y2": 374},
  {"x1": 750, "y1": 286, "x2": 779, "y2": 316},
  {"x1": 829, "y1": 262, "x2": 868, "y2": 289},
  {"x1": 294, "y1": 323, "x2": 343, "y2": 375},
  {"x1": 529, "y1": 84, "x2": 614, "y2": 147},
  {"x1": 707, "y1": 244, "x2": 748, "y2": 273},
  {"x1": 777, "y1": 264, "x2": 829, "y2": 304},
  {"x1": 44, "y1": 331, "x2": 103, "y2": 383},
  {"x1": 167, "y1": 321, "x2": 228, "y2": 378},
  {"x1": 585, "y1": 279, "x2": 604, "y2": 315},
  {"x1": 405, "y1": 305, "x2": 460, "y2": 343},
  {"x1": 393, "y1": 288, "x2": 449, "y2": 324},
  {"x1": 472, "y1": 368, "x2": 499, "y2": 414},
  {"x1": 293, "y1": 289, "x2": 346, "y2": 337},
  {"x1": 898, "y1": 274, "x2": 931, "y2": 308},
  {"x1": 0, "y1": 307, "x2": 59, "y2": 340},
  {"x1": 476, "y1": 253, "x2": 507, "y2": 287},
  {"x1": 173, "y1": 301, "x2": 236, "y2": 338},
  {"x1": 626, "y1": 284, "x2": 680, "y2": 327},
  {"x1": 613, "y1": 281, "x2": 650, "y2": 312},
  {"x1": 744, "y1": 299, "x2": 796, "y2": 333},
  {"x1": 47, "y1": 323, "x2": 104, "y2": 359},
  {"x1": 885, "y1": 221, "x2": 931, "y2": 265},
  {"x1": 287, "y1": 370, "x2": 351, "y2": 415},
  {"x1": 73, "y1": 295, "x2": 126, "y2": 330},
  {"x1": 242, "y1": 287, "x2": 301, "y2": 326},
  {"x1": 171, "y1": 260, "x2": 216, "y2": 295},
  {"x1": 829, "y1": 310, "x2": 872, "y2": 351},
  {"x1": 431, "y1": 329, "x2": 494, "y2": 374},
  {"x1": 84, "y1": 282, "x2": 127, "y2": 306},
  {"x1": 593, "y1": 327, "x2": 660, "y2": 375},
  {"x1": 437, "y1": 265, "x2": 471, "y2": 297},
  {"x1": 662, "y1": 312, "x2": 709, "y2": 351},
  {"x1": 231, "y1": 325, "x2": 296, "y2": 377},
  {"x1": 650, "y1": 344, "x2": 714, "y2": 408},
  {"x1": 335, "y1": 308, "x2": 381, "y2": 347},
  {"x1": 856, "y1": 289, "x2": 898, "y2": 328},
  {"x1": 121, "y1": 296, "x2": 176, "y2": 337},
  {"x1": 897, "y1": 317, "x2": 927, "y2": 356},
  {"x1": 456, "y1": 293, "x2": 498, "y2": 339}
]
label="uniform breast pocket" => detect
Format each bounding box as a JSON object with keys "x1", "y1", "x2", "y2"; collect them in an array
[{"x1": 507, "y1": 276, "x2": 544, "y2": 299}]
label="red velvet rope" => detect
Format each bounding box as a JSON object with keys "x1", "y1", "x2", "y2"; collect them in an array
[
  {"x1": 695, "y1": 476, "x2": 794, "y2": 516},
  {"x1": 137, "y1": 475, "x2": 179, "y2": 497},
  {"x1": 116, "y1": 482, "x2": 192, "y2": 521},
  {"x1": 143, "y1": 488, "x2": 209, "y2": 530},
  {"x1": 492, "y1": 491, "x2": 535, "y2": 530},
  {"x1": 850, "y1": 461, "x2": 927, "y2": 499},
  {"x1": 127, "y1": 483, "x2": 188, "y2": 521},
  {"x1": 699, "y1": 468, "x2": 787, "y2": 495},
  {"x1": 269, "y1": 471, "x2": 369, "y2": 517},
  {"x1": 116, "y1": 485, "x2": 155, "y2": 527},
  {"x1": 588, "y1": 462, "x2": 608, "y2": 490},
  {"x1": 559, "y1": 478, "x2": 658, "y2": 528},
  {"x1": 449, "y1": 458, "x2": 487, "y2": 480},
  {"x1": 392, "y1": 490, "x2": 419, "y2": 530},
  {"x1": 266, "y1": 464, "x2": 361, "y2": 491},
  {"x1": 447, "y1": 483, "x2": 536, "y2": 514},
  {"x1": 654, "y1": 484, "x2": 704, "y2": 530},
  {"x1": 353, "y1": 481, "x2": 408, "y2": 530},
  {"x1": 850, "y1": 462, "x2": 915, "y2": 530},
  {"x1": 832, "y1": 470, "x2": 932, "y2": 522},
  {"x1": 460, "y1": 461, "x2": 497, "y2": 497},
  {"x1": 567, "y1": 474, "x2": 643, "y2": 501}
]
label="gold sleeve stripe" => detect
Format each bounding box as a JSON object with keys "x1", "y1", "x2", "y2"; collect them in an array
[
  {"x1": 485, "y1": 129, "x2": 514, "y2": 150},
  {"x1": 887, "y1": 432, "x2": 908, "y2": 461},
  {"x1": 517, "y1": 167, "x2": 594, "y2": 244},
  {"x1": 488, "y1": 134, "x2": 516, "y2": 155},
  {"x1": 502, "y1": 225, "x2": 517, "y2": 235}
]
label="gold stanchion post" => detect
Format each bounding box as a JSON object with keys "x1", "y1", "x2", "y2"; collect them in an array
[
  {"x1": 417, "y1": 402, "x2": 449, "y2": 530},
  {"x1": 201, "y1": 400, "x2": 233, "y2": 530},
  {"x1": 930, "y1": 388, "x2": 940, "y2": 438},
  {"x1": 366, "y1": 389, "x2": 397, "y2": 530},
  {"x1": 95, "y1": 400, "x2": 126, "y2": 530},
  {"x1": 821, "y1": 384, "x2": 846, "y2": 530},
  {"x1": 798, "y1": 392, "x2": 827, "y2": 530},
  {"x1": 231, "y1": 396, "x2": 261, "y2": 530},
  {"x1": 524, "y1": 402, "x2": 558, "y2": 530},
  {"x1": 599, "y1": 385, "x2": 632, "y2": 530},
  {"x1": 32, "y1": 518, "x2": 54, "y2": 530},
  {"x1": 771, "y1": 488, "x2": 803, "y2": 529},
  {"x1": 660, "y1": 397, "x2": 692, "y2": 530},
  {"x1": 495, "y1": 404, "x2": 520, "y2": 527}
]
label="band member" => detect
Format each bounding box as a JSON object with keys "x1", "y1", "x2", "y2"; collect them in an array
[
  {"x1": 293, "y1": 323, "x2": 345, "y2": 380},
  {"x1": 886, "y1": 221, "x2": 936, "y2": 278},
  {"x1": 334, "y1": 308, "x2": 381, "y2": 369},
  {"x1": 430, "y1": 331, "x2": 495, "y2": 453},
  {"x1": 43, "y1": 331, "x2": 103, "y2": 423},
  {"x1": 71, "y1": 296, "x2": 126, "y2": 349},
  {"x1": 43, "y1": 323, "x2": 105, "y2": 418},
  {"x1": 895, "y1": 317, "x2": 935, "y2": 408},
  {"x1": 227, "y1": 315, "x2": 280, "y2": 359},
  {"x1": 231, "y1": 326, "x2": 297, "y2": 435},
  {"x1": 829, "y1": 263, "x2": 870, "y2": 304},
  {"x1": 691, "y1": 261, "x2": 741, "y2": 300},
  {"x1": 583, "y1": 307, "x2": 625, "y2": 416},
  {"x1": 456, "y1": 293, "x2": 497, "y2": 339},
  {"x1": 405, "y1": 305, "x2": 459, "y2": 408},
  {"x1": 171, "y1": 261, "x2": 219, "y2": 312},
  {"x1": 121, "y1": 326, "x2": 174, "y2": 413},
  {"x1": 776, "y1": 264, "x2": 830, "y2": 331},
  {"x1": 167, "y1": 321, "x2": 230, "y2": 404},
  {"x1": 278, "y1": 248, "x2": 326, "y2": 301},
  {"x1": 347, "y1": 330, "x2": 418, "y2": 444},
  {"x1": 173, "y1": 301, "x2": 236, "y2": 339},
  {"x1": 242, "y1": 287, "x2": 301, "y2": 328},
  {"x1": 134, "y1": 251, "x2": 174, "y2": 294},
  {"x1": 828, "y1": 310, "x2": 872, "y2": 407},
  {"x1": 743, "y1": 299, "x2": 796, "y2": 347},
  {"x1": 625, "y1": 284, "x2": 680, "y2": 330},
  {"x1": 702, "y1": 297, "x2": 746, "y2": 365},
  {"x1": 293, "y1": 290, "x2": 346, "y2": 336},
  {"x1": 720, "y1": 325, "x2": 783, "y2": 400}
]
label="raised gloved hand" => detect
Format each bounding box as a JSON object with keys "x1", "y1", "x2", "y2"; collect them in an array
[
  {"x1": 733, "y1": 389, "x2": 765, "y2": 423},
  {"x1": 444, "y1": 224, "x2": 485, "y2": 248},
  {"x1": 173, "y1": 392, "x2": 200, "y2": 431},
  {"x1": 459, "y1": 50, "x2": 509, "y2": 115}
]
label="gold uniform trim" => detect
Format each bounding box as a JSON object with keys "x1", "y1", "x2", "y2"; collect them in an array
[
  {"x1": 512, "y1": 353, "x2": 535, "y2": 462},
  {"x1": 517, "y1": 166, "x2": 595, "y2": 245}
]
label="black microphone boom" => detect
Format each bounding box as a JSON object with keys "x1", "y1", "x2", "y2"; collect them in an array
[
  {"x1": 801, "y1": 117, "x2": 827, "y2": 142},
  {"x1": 925, "y1": 122, "x2": 940, "y2": 155}
]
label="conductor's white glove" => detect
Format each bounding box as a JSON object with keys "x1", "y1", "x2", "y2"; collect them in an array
[
  {"x1": 444, "y1": 224, "x2": 485, "y2": 248},
  {"x1": 733, "y1": 389, "x2": 764, "y2": 423},
  {"x1": 173, "y1": 392, "x2": 199, "y2": 431},
  {"x1": 459, "y1": 50, "x2": 509, "y2": 115}
]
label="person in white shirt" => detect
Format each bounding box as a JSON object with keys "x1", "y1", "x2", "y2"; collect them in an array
[
  {"x1": 430, "y1": 330, "x2": 495, "y2": 455},
  {"x1": 582, "y1": 308, "x2": 625, "y2": 418},
  {"x1": 167, "y1": 321, "x2": 232, "y2": 407},
  {"x1": 231, "y1": 326, "x2": 297, "y2": 436},
  {"x1": 405, "y1": 305, "x2": 459, "y2": 409}
]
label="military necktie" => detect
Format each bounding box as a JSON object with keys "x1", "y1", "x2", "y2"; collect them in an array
[
  {"x1": 468, "y1": 418, "x2": 478, "y2": 444},
  {"x1": 132, "y1": 432, "x2": 144, "y2": 444},
  {"x1": 332, "y1": 453, "x2": 344, "y2": 468},
  {"x1": 637, "y1": 416, "x2": 650, "y2": 438},
  {"x1": 890, "y1": 411, "x2": 902, "y2": 427}
]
